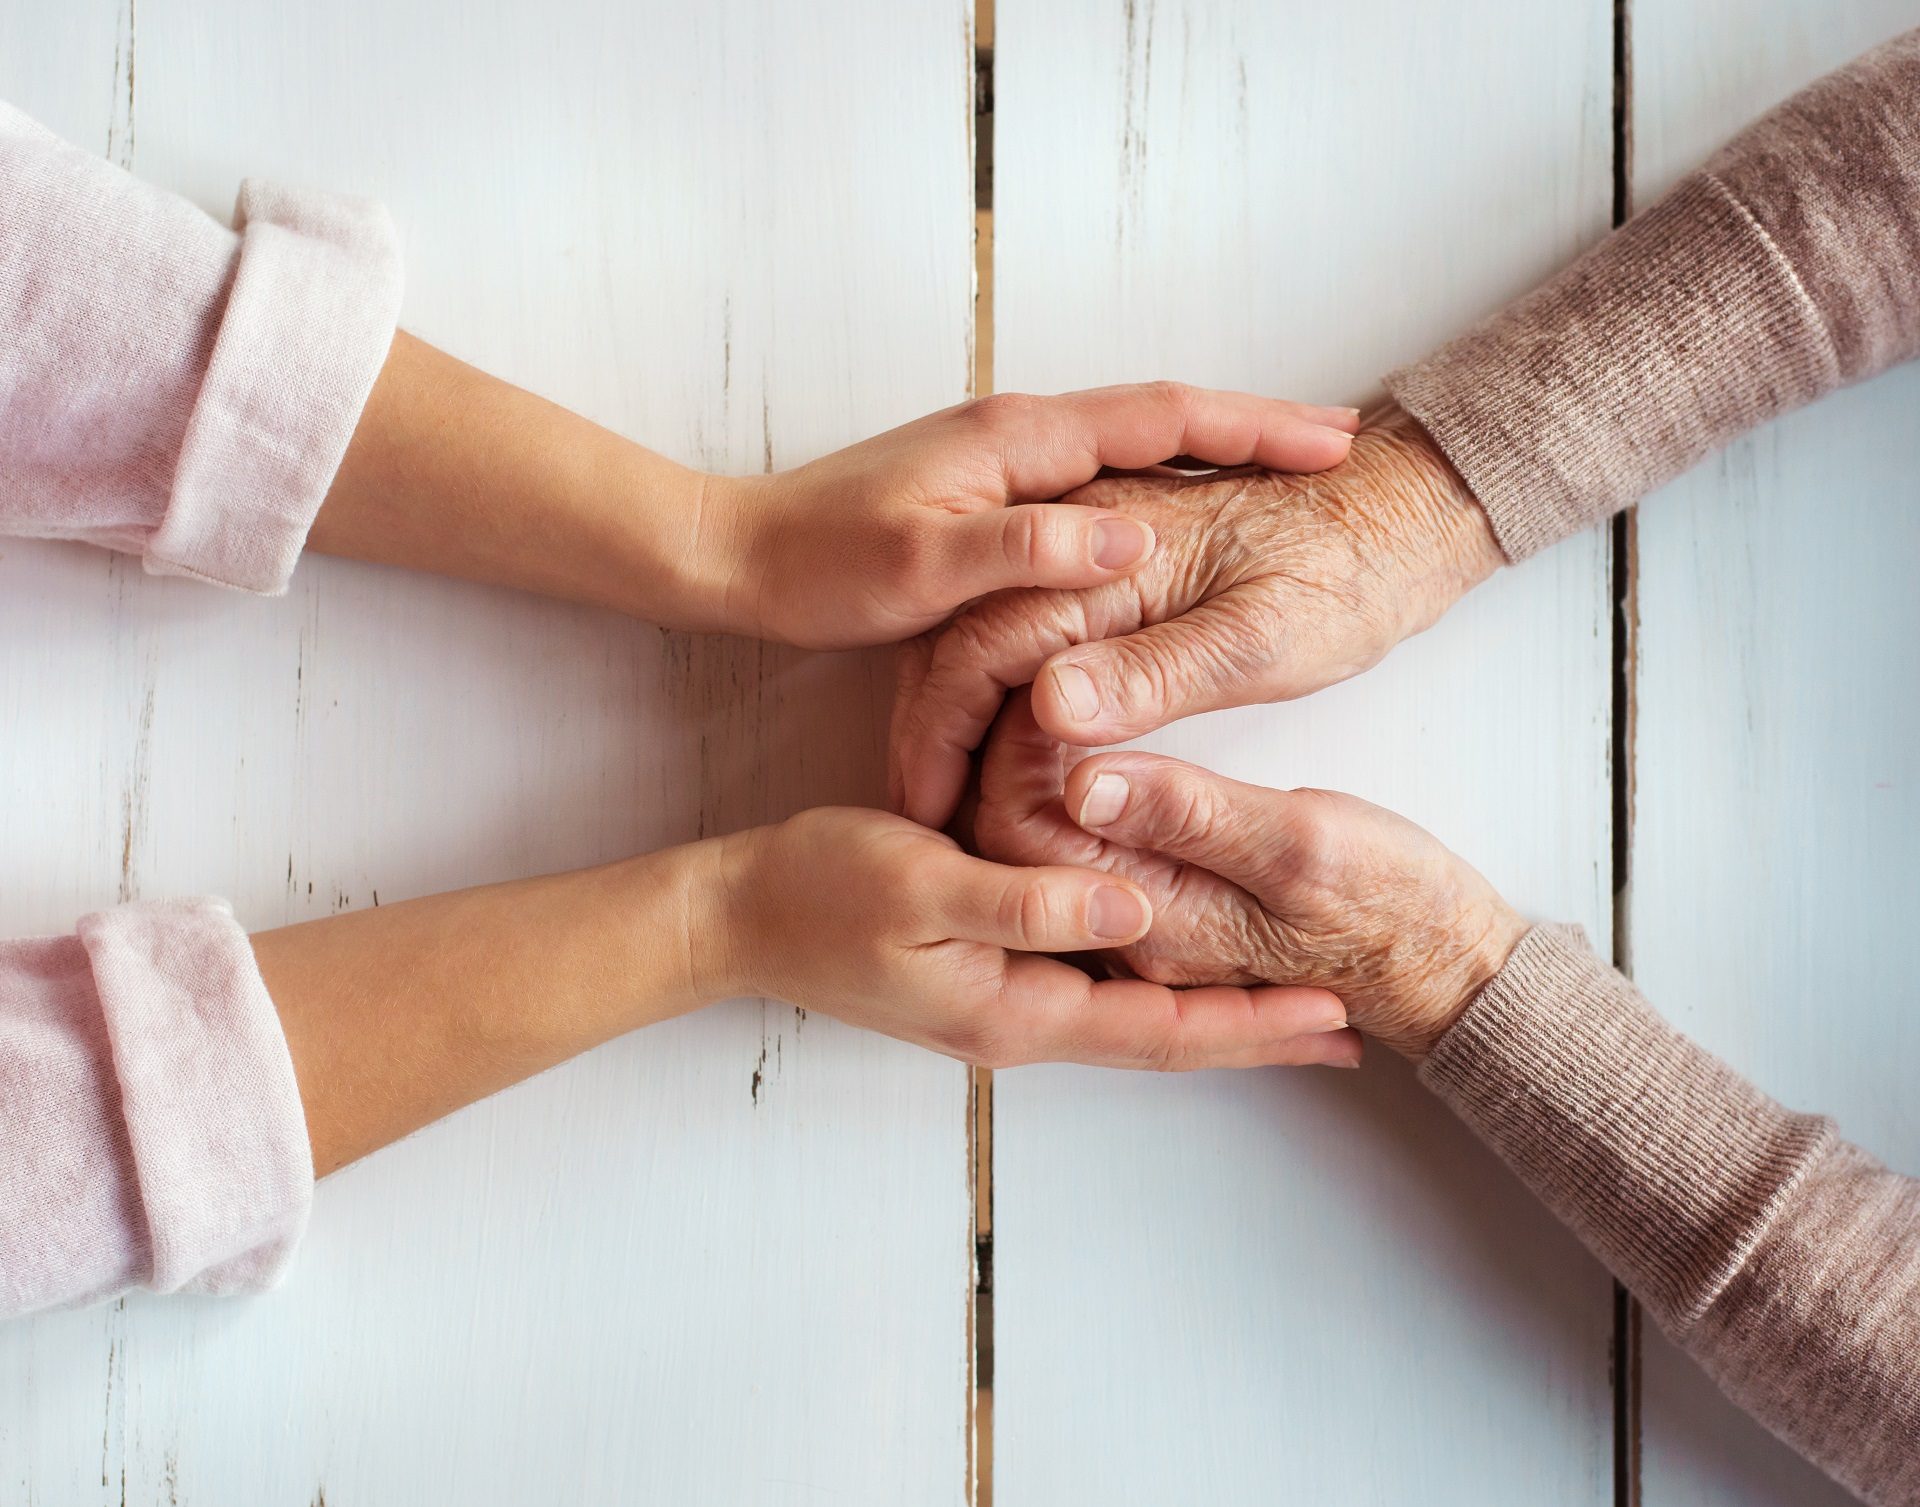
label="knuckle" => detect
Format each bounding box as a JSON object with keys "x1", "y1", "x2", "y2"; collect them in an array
[
  {"x1": 1147, "y1": 379, "x2": 1194, "y2": 416},
  {"x1": 1101, "y1": 636, "x2": 1176, "y2": 721},
  {"x1": 1005, "y1": 508, "x2": 1074, "y2": 577},
  {"x1": 1279, "y1": 788, "x2": 1334, "y2": 850},
  {"x1": 1142, "y1": 1001, "x2": 1192, "y2": 1073},
  {"x1": 968, "y1": 390, "x2": 1039, "y2": 429},
  {"x1": 1153, "y1": 770, "x2": 1223, "y2": 851},
  {"x1": 932, "y1": 604, "x2": 1002, "y2": 671},
  {"x1": 997, "y1": 878, "x2": 1057, "y2": 950}
]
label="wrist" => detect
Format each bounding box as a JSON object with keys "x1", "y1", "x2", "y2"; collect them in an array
[
  {"x1": 593, "y1": 450, "x2": 758, "y2": 633},
  {"x1": 702, "y1": 472, "x2": 791, "y2": 641},
  {"x1": 1355, "y1": 401, "x2": 1505, "y2": 637},
  {"x1": 678, "y1": 829, "x2": 767, "y2": 1004},
  {"x1": 1410, "y1": 900, "x2": 1529, "y2": 1059}
]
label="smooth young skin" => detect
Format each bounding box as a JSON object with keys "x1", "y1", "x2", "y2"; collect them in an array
[
  {"x1": 891, "y1": 403, "x2": 1506, "y2": 828},
  {"x1": 971, "y1": 692, "x2": 1527, "y2": 1060},
  {"x1": 262, "y1": 336, "x2": 1358, "y2": 1176},
  {"x1": 258, "y1": 808, "x2": 1348, "y2": 1176},
  {"x1": 311, "y1": 334, "x2": 1362, "y2": 646}
]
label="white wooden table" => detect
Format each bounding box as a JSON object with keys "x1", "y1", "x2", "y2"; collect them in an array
[{"x1": 0, "y1": 2, "x2": 1910, "y2": 1502}]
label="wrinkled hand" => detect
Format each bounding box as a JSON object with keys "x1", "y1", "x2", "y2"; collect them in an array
[
  {"x1": 711, "y1": 383, "x2": 1361, "y2": 650},
  {"x1": 698, "y1": 805, "x2": 1354, "y2": 1071},
  {"x1": 892, "y1": 402, "x2": 1504, "y2": 827},
  {"x1": 970, "y1": 693, "x2": 1526, "y2": 1059}
]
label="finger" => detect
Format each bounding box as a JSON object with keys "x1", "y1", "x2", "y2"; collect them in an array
[
  {"x1": 982, "y1": 383, "x2": 1357, "y2": 501},
  {"x1": 893, "y1": 593, "x2": 1091, "y2": 829},
  {"x1": 1003, "y1": 956, "x2": 1360, "y2": 1070},
  {"x1": 888, "y1": 635, "x2": 937, "y2": 815},
  {"x1": 1061, "y1": 751, "x2": 1293, "y2": 895},
  {"x1": 1030, "y1": 595, "x2": 1282, "y2": 745},
  {"x1": 935, "y1": 503, "x2": 1156, "y2": 601},
  {"x1": 977, "y1": 689, "x2": 1074, "y2": 830},
  {"x1": 928, "y1": 848, "x2": 1152, "y2": 953}
]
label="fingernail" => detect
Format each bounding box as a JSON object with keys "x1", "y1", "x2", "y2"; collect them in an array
[
  {"x1": 1050, "y1": 661, "x2": 1101, "y2": 723},
  {"x1": 1319, "y1": 1037, "x2": 1363, "y2": 1069},
  {"x1": 1092, "y1": 517, "x2": 1153, "y2": 570},
  {"x1": 1315, "y1": 423, "x2": 1356, "y2": 445},
  {"x1": 1311, "y1": 1012, "x2": 1350, "y2": 1034},
  {"x1": 1077, "y1": 772, "x2": 1130, "y2": 828},
  {"x1": 1088, "y1": 884, "x2": 1148, "y2": 939}
]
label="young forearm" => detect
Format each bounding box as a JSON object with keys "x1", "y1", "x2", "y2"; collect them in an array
[
  {"x1": 251, "y1": 839, "x2": 726, "y2": 1177},
  {"x1": 307, "y1": 331, "x2": 744, "y2": 630}
]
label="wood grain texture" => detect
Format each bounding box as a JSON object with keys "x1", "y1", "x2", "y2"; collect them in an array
[
  {"x1": 1629, "y1": 4, "x2": 1920, "y2": 1502},
  {"x1": 990, "y1": 3, "x2": 1617, "y2": 1502},
  {"x1": 0, "y1": 2, "x2": 974, "y2": 1502}
]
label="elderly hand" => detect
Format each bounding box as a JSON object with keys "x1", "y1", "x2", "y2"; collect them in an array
[
  {"x1": 892, "y1": 402, "x2": 1503, "y2": 826},
  {"x1": 970, "y1": 694, "x2": 1526, "y2": 1059},
  {"x1": 698, "y1": 805, "x2": 1355, "y2": 1071},
  {"x1": 710, "y1": 383, "x2": 1361, "y2": 650}
]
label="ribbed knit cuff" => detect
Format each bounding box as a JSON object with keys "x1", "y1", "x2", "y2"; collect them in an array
[
  {"x1": 78, "y1": 899, "x2": 312, "y2": 1296},
  {"x1": 1419, "y1": 924, "x2": 1834, "y2": 1333},
  {"x1": 146, "y1": 180, "x2": 402, "y2": 595},
  {"x1": 1386, "y1": 173, "x2": 1839, "y2": 561}
]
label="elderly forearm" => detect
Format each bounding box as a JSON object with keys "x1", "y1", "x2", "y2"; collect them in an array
[
  {"x1": 1421, "y1": 927, "x2": 1920, "y2": 1506},
  {"x1": 251, "y1": 843, "x2": 724, "y2": 1177},
  {"x1": 1387, "y1": 29, "x2": 1920, "y2": 560}
]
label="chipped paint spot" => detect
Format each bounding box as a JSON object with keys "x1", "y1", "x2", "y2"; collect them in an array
[
  {"x1": 106, "y1": 0, "x2": 136, "y2": 169},
  {"x1": 1118, "y1": 0, "x2": 1156, "y2": 243},
  {"x1": 117, "y1": 675, "x2": 154, "y2": 904}
]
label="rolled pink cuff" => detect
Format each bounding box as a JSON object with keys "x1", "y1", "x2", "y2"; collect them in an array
[
  {"x1": 0, "y1": 901, "x2": 311, "y2": 1316},
  {"x1": 0, "y1": 101, "x2": 402, "y2": 593},
  {"x1": 147, "y1": 182, "x2": 403, "y2": 593}
]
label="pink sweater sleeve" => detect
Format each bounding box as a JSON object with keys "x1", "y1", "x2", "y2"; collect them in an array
[
  {"x1": 0, "y1": 100, "x2": 402, "y2": 593},
  {"x1": 0, "y1": 901, "x2": 312, "y2": 1316}
]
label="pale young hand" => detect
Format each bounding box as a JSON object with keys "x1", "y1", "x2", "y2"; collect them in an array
[
  {"x1": 707, "y1": 383, "x2": 1361, "y2": 650},
  {"x1": 696, "y1": 806, "x2": 1353, "y2": 1072},
  {"x1": 971, "y1": 693, "x2": 1526, "y2": 1059},
  {"x1": 892, "y1": 402, "x2": 1505, "y2": 827}
]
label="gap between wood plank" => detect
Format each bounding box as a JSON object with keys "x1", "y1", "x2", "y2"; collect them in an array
[
  {"x1": 1610, "y1": 1, "x2": 1642, "y2": 1503},
  {"x1": 968, "y1": 6, "x2": 995, "y2": 1505}
]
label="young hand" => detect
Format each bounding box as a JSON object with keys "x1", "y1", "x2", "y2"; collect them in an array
[
  {"x1": 708, "y1": 383, "x2": 1360, "y2": 650},
  {"x1": 695, "y1": 805, "x2": 1355, "y2": 1072},
  {"x1": 971, "y1": 693, "x2": 1525, "y2": 1060}
]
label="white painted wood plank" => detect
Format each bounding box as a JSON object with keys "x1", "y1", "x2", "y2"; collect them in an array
[
  {"x1": 1631, "y1": 5, "x2": 1920, "y2": 1502},
  {"x1": 0, "y1": 3, "x2": 975, "y2": 1503},
  {"x1": 991, "y1": 3, "x2": 1616, "y2": 1502}
]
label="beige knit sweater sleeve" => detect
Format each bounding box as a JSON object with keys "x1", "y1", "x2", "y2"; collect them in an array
[
  {"x1": 1383, "y1": 36, "x2": 1920, "y2": 1502},
  {"x1": 1421, "y1": 928, "x2": 1920, "y2": 1505},
  {"x1": 1387, "y1": 28, "x2": 1920, "y2": 559}
]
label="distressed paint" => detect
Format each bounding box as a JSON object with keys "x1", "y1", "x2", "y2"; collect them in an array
[
  {"x1": 990, "y1": 2, "x2": 1617, "y2": 1501},
  {"x1": 1630, "y1": 3, "x2": 1920, "y2": 1502},
  {"x1": 0, "y1": 2, "x2": 973, "y2": 1502}
]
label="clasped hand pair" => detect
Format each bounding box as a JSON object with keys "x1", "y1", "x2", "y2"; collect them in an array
[{"x1": 673, "y1": 380, "x2": 1523, "y2": 1071}]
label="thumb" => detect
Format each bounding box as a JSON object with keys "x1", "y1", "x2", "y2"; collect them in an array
[
  {"x1": 932, "y1": 847, "x2": 1154, "y2": 953},
  {"x1": 938, "y1": 504, "x2": 1156, "y2": 600},
  {"x1": 1030, "y1": 599, "x2": 1275, "y2": 745},
  {"x1": 1060, "y1": 752, "x2": 1286, "y2": 894}
]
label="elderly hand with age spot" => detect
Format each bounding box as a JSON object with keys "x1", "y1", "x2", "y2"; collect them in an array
[
  {"x1": 890, "y1": 401, "x2": 1504, "y2": 828},
  {"x1": 969, "y1": 691, "x2": 1524, "y2": 1062}
]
